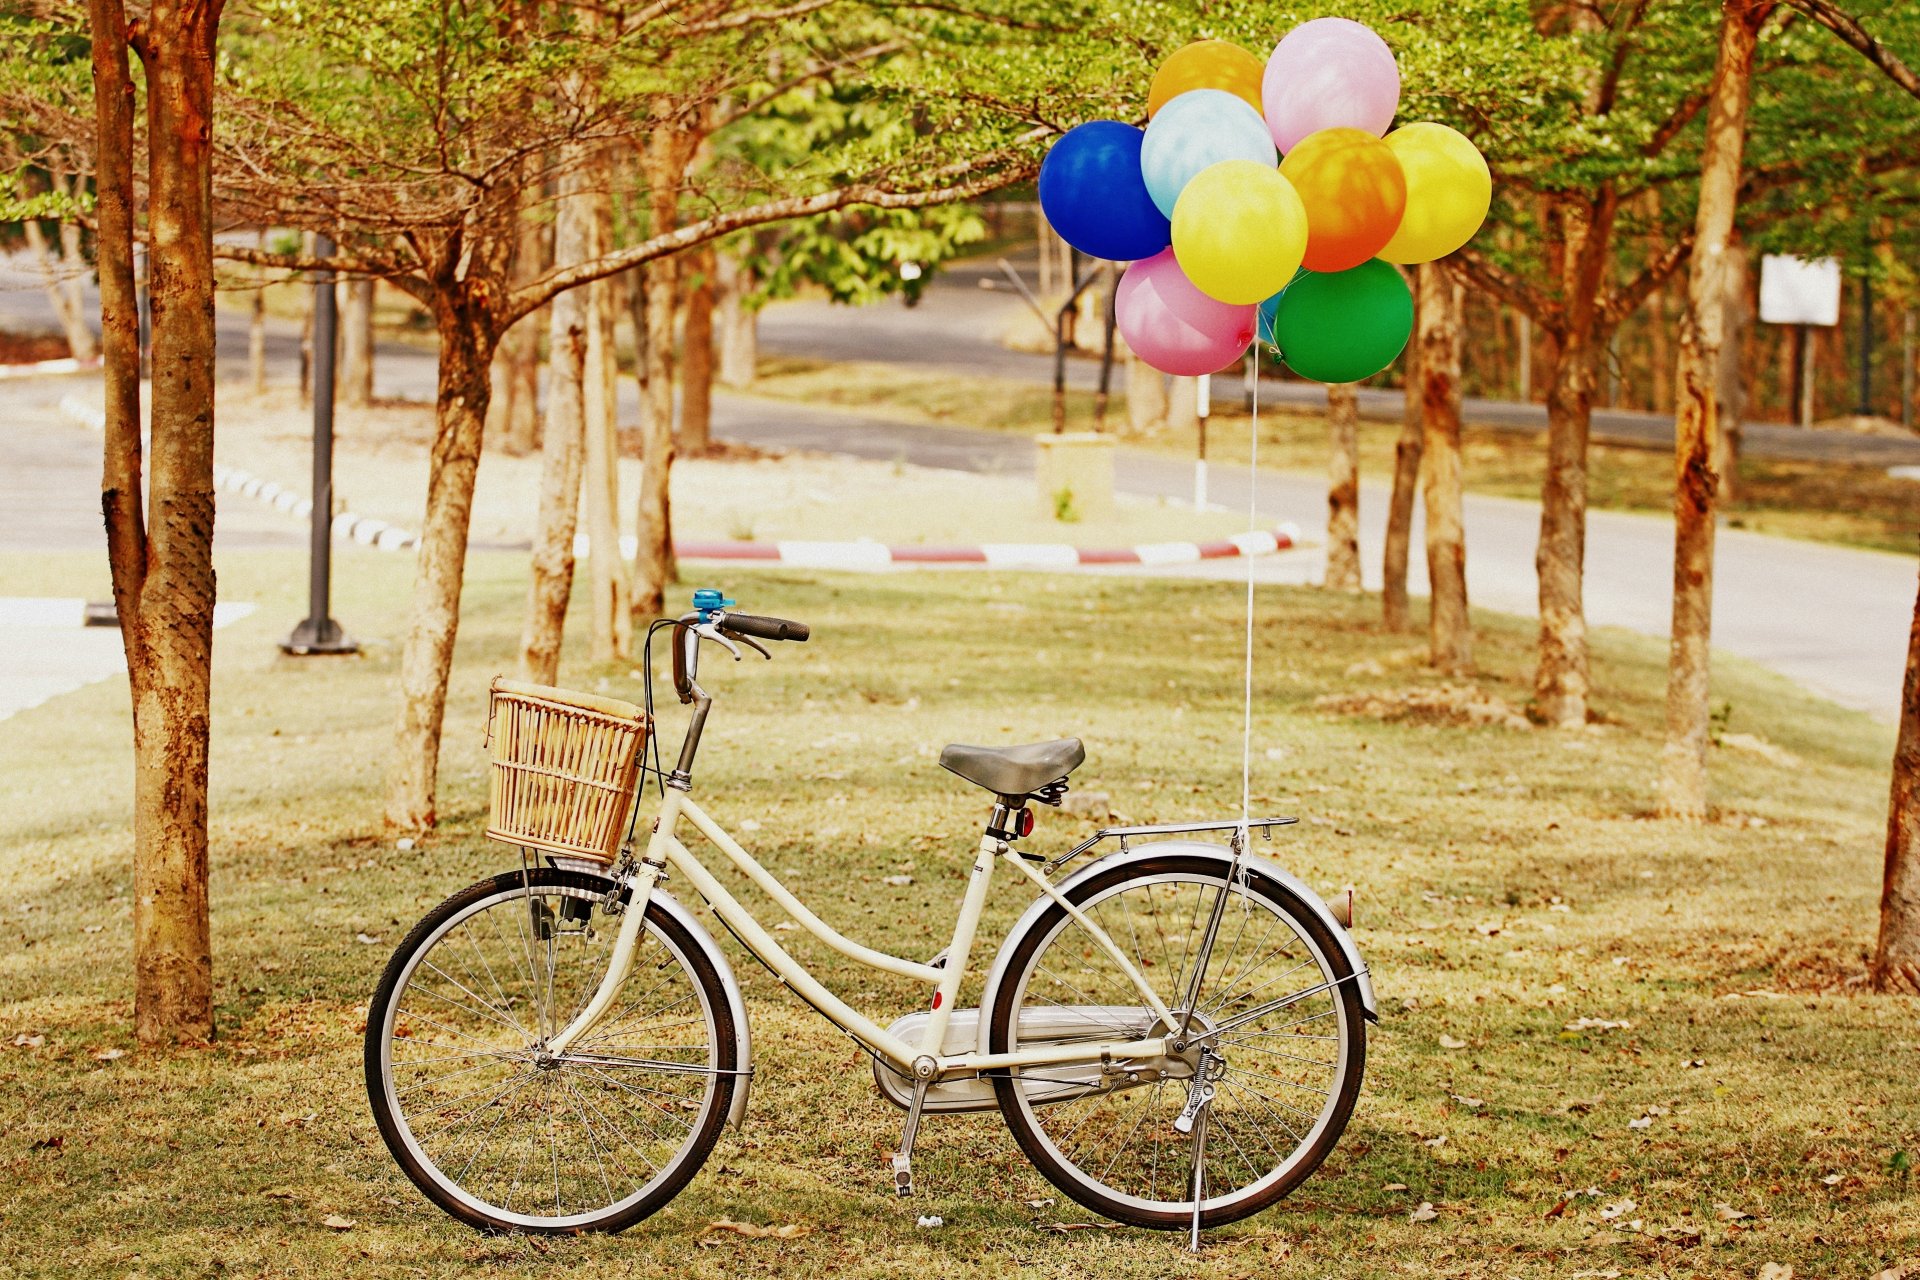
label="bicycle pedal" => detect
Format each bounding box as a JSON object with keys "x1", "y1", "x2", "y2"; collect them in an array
[{"x1": 891, "y1": 1152, "x2": 914, "y2": 1196}]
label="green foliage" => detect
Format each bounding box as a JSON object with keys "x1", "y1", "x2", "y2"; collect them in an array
[{"x1": 752, "y1": 205, "x2": 985, "y2": 306}]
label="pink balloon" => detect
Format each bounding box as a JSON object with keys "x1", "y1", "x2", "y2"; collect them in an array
[
  {"x1": 1263, "y1": 17, "x2": 1400, "y2": 153},
  {"x1": 1116, "y1": 250, "x2": 1255, "y2": 377}
]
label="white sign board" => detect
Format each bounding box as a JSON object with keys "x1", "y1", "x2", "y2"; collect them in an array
[{"x1": 1759, "y1": 255, "x2": 1841, "y2": 326}]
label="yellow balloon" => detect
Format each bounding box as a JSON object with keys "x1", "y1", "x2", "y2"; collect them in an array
[
  {"x1": 1171, "y1": 160, "x2": 1309, "y2": 306},
  {"x1": 1377, "y1": 122, "x2": 1491, "y2": 265},
  {"x1": 1149, "y1": 40, "x2": 1265, "y2": 118}
]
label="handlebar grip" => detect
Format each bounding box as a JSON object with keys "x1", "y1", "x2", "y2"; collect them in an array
[{"x1": 723, "y1": 613, "x2": 809, "y2": 642}]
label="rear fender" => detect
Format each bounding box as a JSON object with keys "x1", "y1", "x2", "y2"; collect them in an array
[{"x1": 976, "y1": 839, "x2": 1377, "y2": 1058}]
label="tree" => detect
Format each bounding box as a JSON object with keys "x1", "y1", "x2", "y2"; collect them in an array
[
  {"x1": 1659, "y1": 0, "x2": 1776, "y2": 820},
  {"x1": 86, "y1": 0, "x2": 226, "y2": 1044},
  {"x1": 1323, "y1": 383, "x2": 1361, "y2": 593},
  {"x1": 1417, "y1": 262, "x2": 1470, "y2": 675},
  {"x1": 205, "y1": 1, "x2": 1058, "y2": 828},
  {"x1": 1381, "y1": 286, "x2": 1423, "y2": 632},
  {"x1": 1874, "y1": 555, "x2": 1920, "y2": 994}
]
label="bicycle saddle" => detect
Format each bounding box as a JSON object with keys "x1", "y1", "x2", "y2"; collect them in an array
[{"x1": 939, "y1": 738, "x2": 1085, "y2": 799}]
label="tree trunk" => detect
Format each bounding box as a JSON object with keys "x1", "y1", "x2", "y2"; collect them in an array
[
  {"x1": 517, "y1": 164, "x2": 592, "y2": 684},
  {"x1": 1324, "y1": 383, "x2": 1362, "y2": 592},
  {"x1": 1165, "y1": 375, "x2": 1198, "y2": 438},
  {"x1": 631, "y1": 128, "x2": 690, "y2": 623},
  {"x1": 298, "y1": 230, "x2": 314, "y2": 404},
  {"x1": 1714, "y1": 241, "x2": 1751, "y2": 501},
  {"x1": 249, "y1": 233, "x2": 267, "y2": 394},
  {"x1": 23, "y1": 212, "x2": 98, "y2": 363},
  {"x1": 493, "y1": 168, "x2": 551, "y2": 456},
  {"x1": 634, "y1": 253, "x2": 679, "y2": 621},
  {"x1": 384, "y1": 305, "x2": 497, "y2": 831},
  {"x1": 341, "y1": 277, "x2": 375, "y2": 407},
  {"x1": 1126, "y1": 354, "x2": 1167, "y2": 432},
  {"x1": 716, "y1": 251, "x2": 758, "y2": 388},
  {"x1": 1383, "y1": 281, "x2": 1425, "y2": 631},
  {"x1": 1873, "y1": 556, "x2": 1920, "y2": 994},
  {"x1": 680, "y1": 245, "x2": 716, "y2": 456},
  {"x1": 1419, "y1": 264, "x2": 1471, "y2": 675},
  {"x1": 1648, "y1": 284, "x2": 1672, "y2": 414},
  {"x1": 1659, "y1": 0, "x2": 1770, "y2": 820},
  {"x1": 91, "y1": 0, "x2": 222, "y2": 1045},
  {"x1": 1535, "y1": 336, "x2": 1596, "y2": 724},
  {"x1": 583, "y1": 164, "x2": 631, "y2": 663}
]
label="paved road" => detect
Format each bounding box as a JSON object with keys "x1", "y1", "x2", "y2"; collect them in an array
[
  {"x1": 4, "y1": 254, "x2": 1911, "y2": 721},
  {"x1": 759, "y1": 256, "x2": 1920, "y2": 469}
]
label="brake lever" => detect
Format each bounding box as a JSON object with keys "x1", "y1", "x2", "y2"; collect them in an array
[
  {"x1": 694, "y1": 621, "x2": 743, "y2": 661},
  {"x1": 721, "y1": 628, "x2": 772, "y2": 660}
]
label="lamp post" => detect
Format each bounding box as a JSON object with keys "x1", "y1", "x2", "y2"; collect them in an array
[{"x1": 281, "y1": 233, "x2": 358, "y2": 656}]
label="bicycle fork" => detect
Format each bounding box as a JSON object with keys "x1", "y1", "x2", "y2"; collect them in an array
[{"x1": 544, "y1": 854, "x2": 666, "y2": 1057}]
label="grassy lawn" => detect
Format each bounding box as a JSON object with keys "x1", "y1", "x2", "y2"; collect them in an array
[
  {"x1": 5, "y1": 548, "x2": 1915, "y2": 1279},
  {"x1": 741, "y1": 357, "x2": 1920, "y2": 558}
]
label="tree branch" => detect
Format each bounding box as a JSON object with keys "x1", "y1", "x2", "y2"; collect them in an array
[
  {"x1": 213, "y1": 243, "x2": 436, "y2": 305},
  {"x1": 1450, "y1": 245, "x2": 1561, "y2": 333},
  {"x1": 1600, "y1": 229, "x2": 1695, "y2": 335},
  {"x1": 1789, "y1": 0, "x2": 1920, "y2": 100},
  {"x1": 506, "y1": 129, "x2": 1049, "y2": 322}
]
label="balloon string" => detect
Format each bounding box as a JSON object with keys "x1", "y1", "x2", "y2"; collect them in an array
[{"x1": 1240, "y1": 345, "x2": 1259, "y2": 840}]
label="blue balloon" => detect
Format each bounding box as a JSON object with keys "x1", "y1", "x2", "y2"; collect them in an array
[
  {"x1": 1256, "y1": 269, "x2": 1310, "y2": 348},
  {"x1": 1038, "y1": 121, "x2": 1172, "y2": 263},
  {"x1": 1140, "y1": 89, "x2": 1277, "y2": 219}
]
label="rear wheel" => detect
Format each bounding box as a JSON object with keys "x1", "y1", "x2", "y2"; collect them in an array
[
  {"x1": 988, "y1": 853, "x2": 1365, "y2": 1229},
  {"x1": 365, "y1": 868, "x2": 736, "y2": 1234}
]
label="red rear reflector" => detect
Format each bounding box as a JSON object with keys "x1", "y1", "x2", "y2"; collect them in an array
[
  {"x1": 1016, "y1": 809, "x2": 1034, "y2": 838},
  {"x1": 932, "y1": 991, "x2": 944, "y2": 1010}
]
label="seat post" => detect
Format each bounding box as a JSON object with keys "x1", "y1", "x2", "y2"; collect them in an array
[{"x1": 984, "y1": 798, "x2": 1029, "y2": 844}]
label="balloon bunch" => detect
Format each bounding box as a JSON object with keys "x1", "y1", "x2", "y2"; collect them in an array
[{"x1": 1038, "y1": 19, "x2": 1490, "y2": 382}]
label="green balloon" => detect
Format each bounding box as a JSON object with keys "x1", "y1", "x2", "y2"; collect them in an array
[{"x1": 1269, "y1": 259, "x2": 1413, "y2": 384}]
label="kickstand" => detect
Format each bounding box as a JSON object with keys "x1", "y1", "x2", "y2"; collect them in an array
[
  {"x1": 1185, "y1": 1102, "x2": 1208, "y2": 1252},
  {"x1": 892, "y1": 1077, "x2": 929, "y2": 1197}
]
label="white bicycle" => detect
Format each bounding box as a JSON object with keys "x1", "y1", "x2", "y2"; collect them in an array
[{"x1": 365, "y1": 591, "x2": 1376, "y2": 1238}]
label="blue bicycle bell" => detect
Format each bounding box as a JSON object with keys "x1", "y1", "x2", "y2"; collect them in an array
[{"x1": 692, "y1": 588, "x2": 736, "y2": 621}]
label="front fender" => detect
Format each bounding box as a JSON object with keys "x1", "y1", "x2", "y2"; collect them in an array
[
  {"x1": 649, "y1": 888, "x2": 754, "y2": 1129},
  {"x1": 976, "y1": 840, "x2": 1377, "y2": 1057}
]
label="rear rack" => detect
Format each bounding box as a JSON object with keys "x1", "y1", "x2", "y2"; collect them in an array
[{"x1": 1047, "y1": 817, "x2": 1298, "y2": 872}]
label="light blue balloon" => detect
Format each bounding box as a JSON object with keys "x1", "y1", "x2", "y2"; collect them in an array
[{"x1": 1140, "y1": 89, "x2": 1278, "y2": 220}]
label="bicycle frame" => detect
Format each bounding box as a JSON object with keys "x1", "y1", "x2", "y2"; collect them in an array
[{"x1": 545, "y1": 787, "x2": 1179, "y2": 1078}]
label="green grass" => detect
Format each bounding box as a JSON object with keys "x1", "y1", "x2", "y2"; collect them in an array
[
  {"x1": 742, "y1": 357, "x2": 1920, "y2": 558},
  {"x1": 4, "y1": 548, "x2": 1916, "y2": 1279}
]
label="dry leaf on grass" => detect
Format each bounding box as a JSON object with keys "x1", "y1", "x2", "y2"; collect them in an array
[
  {"x1": 1382, "y1": 1182, "x2": 1409, "y2": 1192},
  {"x1": 320, "y1": 1214, "x2": 355, "y2": 1231},
  {"x1": 1598, "y1": 1199, "x2": 1636, "y2": 1221},
  {"x1": 1714, "y1": 1203, "x2": 1751, "y2": 1222},
  {"x1": 1423, "y1": 1135, "x2": 1447, "y2": 1148},
  {"x1": 1563, "y1": 1018, "x2": 1633, "y2": 1032},
  {"x1": 1450, "y1": 1094, "x2": 1484, "y2": 1109},
  {"x1": 1757, "y1": 1265, "x2": 1792, "y2": 1280},
  {"x1": 1044, "y1": 1222, "x2": 1121, "y2": 1233},
  {"x1": 703, "y1": 1219, "x2": 810, "y2": 1240},
  {"x1": 1438, "y1": 1034, "x2": 1468, "y2": 1050},
  {"x1": 1409, "y1": 1202, "x2": 1439, "y2": 1223},
  {"x1": 90, "y1": 1047, "x2": 126, "y2": 1062},
  {"x1": 11, "y1": 1033, "x2": 45, "y2": 1048}
]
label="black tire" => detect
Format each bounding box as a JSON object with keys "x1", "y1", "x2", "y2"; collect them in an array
[
  {"x1": 365, "y1": 868, "x2": 737, "y2": 1234},
  {"x1": 988, "y1": 853, "x2": 1365, "y2": 1230}
]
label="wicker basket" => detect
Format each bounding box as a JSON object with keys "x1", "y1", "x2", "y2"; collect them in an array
[{"x1": 484, "y1": 678, "x2": 651, "y2": 863}]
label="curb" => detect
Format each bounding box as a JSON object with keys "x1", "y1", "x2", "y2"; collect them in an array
[
  {"x1": 0, "y1": 354, "x2": 101, "y2": 380},
  {"x1": 56, "y1": 393, "x2": 419, "y2": 552},
  {"x1": 54, "y1": 395, "x2": 1300, "y2": 569}
]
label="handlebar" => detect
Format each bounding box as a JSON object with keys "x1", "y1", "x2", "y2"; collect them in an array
[{"x1": 722, "y1": 613, "x2": 809, "y2": 643}]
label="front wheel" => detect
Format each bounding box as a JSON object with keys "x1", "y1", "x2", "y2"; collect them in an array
[
  {"x1": 988, "y1": 853, "x2": 1366, "y2": 1230},
  {"x1": 365, "y1": 868, "x2": 737, "y2": 1234}
]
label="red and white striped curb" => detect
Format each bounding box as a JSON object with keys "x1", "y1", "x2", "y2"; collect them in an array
[
  {"x1": 55, "y1": 394, "x2": 1300, "y2": 568},
  {"x1": 57, "y1": 393, "x2": 419, "y2": 551},
  {"x1": 0, "y1": 354, "x2": 100, "y2": 380},
  {"x1": 663, "y1": 527, "x2": 1298, "y2": 568}
]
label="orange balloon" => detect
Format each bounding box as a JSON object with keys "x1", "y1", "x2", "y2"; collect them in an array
[
  {"x1": 1148, "y1": 40, "x2": 1265, "y2": 118},
  {"x1": 1278, "y1": 127, "x2": 1408, "y2": 273}
]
